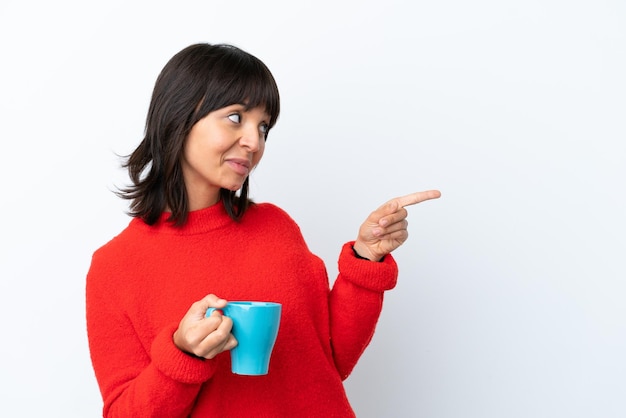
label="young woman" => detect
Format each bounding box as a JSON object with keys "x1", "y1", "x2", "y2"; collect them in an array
[{"x1": 86, "y1": 42, "x2": 440, "y2": 417}]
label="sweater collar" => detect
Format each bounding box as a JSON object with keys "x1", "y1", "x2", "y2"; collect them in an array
[{"x1": 135, "y1": 201, "x2": 234, "y2": 235}]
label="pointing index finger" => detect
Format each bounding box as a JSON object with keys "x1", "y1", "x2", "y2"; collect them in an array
[{"x1": 393, "y1": 190, "x2": 442, "y2": 208}]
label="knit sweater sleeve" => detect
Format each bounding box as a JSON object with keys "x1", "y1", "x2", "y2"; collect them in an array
[
  {"x1": 329, "y1": 241, "x2": 398, "y2": 379},
  {"x1": 86, "y1": 250, "x2": 216, "y2": 418}
]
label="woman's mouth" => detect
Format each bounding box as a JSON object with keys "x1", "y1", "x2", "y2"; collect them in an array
[{"x1": 226, "y1": 158, "x2": 251, "y2": 176}]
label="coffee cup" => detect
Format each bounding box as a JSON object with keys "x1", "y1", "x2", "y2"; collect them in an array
[{"x1": 206, "y1": 301, "x2": 281, "y2": 375}]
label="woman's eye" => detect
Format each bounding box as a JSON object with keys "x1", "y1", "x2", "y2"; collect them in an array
[
  {"x1": 259, "y1": 123, "x2": 269, "y2": 135},
  {"x1": 228, "y1": 113, "x2": 241, "y2": 123}
]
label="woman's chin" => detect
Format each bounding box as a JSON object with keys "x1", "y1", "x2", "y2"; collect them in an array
[{"x1": 224, "y1": 183, "x2": 243, "y2": 192}]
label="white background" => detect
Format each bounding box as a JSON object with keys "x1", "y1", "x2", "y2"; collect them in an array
[{"x1": 1, "y1": 1, "x2": 624, "y2": 417}]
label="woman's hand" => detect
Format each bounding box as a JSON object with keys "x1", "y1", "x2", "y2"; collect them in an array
[
  {"x1": 173, "y1": 294, "x2": 237, "y2": 359},
  {"x1": 353, "y1": 190, "x2": 441, "y2": 261}
]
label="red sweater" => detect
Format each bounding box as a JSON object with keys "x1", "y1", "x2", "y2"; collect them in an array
[{"x1": 86, "y1": 202, "x2": 398, "y2": 417}]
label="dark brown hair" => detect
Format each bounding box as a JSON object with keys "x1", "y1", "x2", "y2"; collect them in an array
[{"x1": 117, "y1": 43, "x2": 280, "y2": 226}]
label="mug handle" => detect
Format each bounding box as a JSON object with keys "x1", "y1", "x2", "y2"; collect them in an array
[{"x1": 205, "y1": 307, "x2": 225, "y2": 318}]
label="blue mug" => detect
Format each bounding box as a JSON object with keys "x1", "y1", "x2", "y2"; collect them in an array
[{"x1": 206, "y1": 301, "x2": 282, "y2": 375}]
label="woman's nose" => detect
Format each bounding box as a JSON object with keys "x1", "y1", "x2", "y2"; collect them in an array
[{"x1": 239, "y1": 126, "x2": 262, "y2": 152}]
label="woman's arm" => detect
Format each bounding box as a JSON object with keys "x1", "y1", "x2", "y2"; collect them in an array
[
  {"x1": 328, "y1": 190, "x2": 441, "y2": 378},
  {"x1": 86, "y1": 261, "x2": 217, "y2": 417}
]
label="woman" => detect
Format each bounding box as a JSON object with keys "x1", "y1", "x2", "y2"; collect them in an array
[{"x1": 86, "y1": 42, "x2": 440, "y2": 417}]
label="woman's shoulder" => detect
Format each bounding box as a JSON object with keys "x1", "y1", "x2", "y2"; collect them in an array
[
  {"x1": 90, "y1": 218, "x2": 144, "y2": 263},
  {"x1": 249, "y1": 201, "x2": 291, "y2": 217},
  {"x1": 246, "y1": 202, "x2": 302, "y2": 232}
]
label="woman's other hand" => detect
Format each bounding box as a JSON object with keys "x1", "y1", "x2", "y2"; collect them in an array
[
  {"x1": 173, "y1": 294, "x2": 237, "y2": 359},
  {"x1": 353, "y1": 190, "x2": 441, "y2": 261}
]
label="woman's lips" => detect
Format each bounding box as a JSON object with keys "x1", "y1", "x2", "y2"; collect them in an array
[{"x1": 226, "y1": 158, "x2": 251, "y2": 176}]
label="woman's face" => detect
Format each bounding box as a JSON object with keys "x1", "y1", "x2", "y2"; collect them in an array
[{"x1": 181, "y1": 104, "x2": 270, "y2": 210}]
